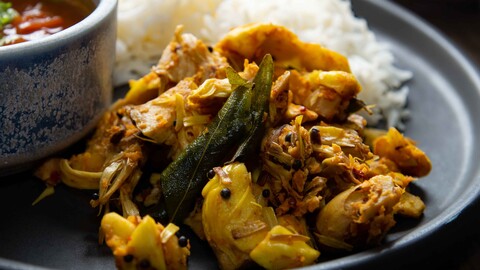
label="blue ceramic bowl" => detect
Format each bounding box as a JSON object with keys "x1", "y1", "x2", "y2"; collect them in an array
[{"x1": 0, "y1": 0, "x2": 117, "y2": 176}]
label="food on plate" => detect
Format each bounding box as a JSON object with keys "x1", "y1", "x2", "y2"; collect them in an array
[
  {"x1": 372, "y1": 127, "x2": 432, "y2": 177},
  {"x1": 201, "y1": 162, "x2": 320, "y2": 269},
  {"x1": 315, "y1": 174, "x2": 403, "y2": 250},
  {"x1": 101, "y1": 212, "x2": 190, "y2": 270},
  {"x1": 250, "y1": 225, "x2": 320, "y2": 269},
  {"x1": 0, "y1": 0, "x2": 94, "y2": 46},
  {"x1": 115, "y1": 0, "x2": 412, "y2": 129},
  {"x1": 201, "y1": 162, "x2": 273, "y2": 269},
  {"x1": 36, "y1": 23, "x2": 432, "y2": 269}
]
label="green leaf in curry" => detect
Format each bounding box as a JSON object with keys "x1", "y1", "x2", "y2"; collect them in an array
[
  {"x1": 159, "y1": 54, "x2": 274, "y2": 223},
  {"x1": 231, "y1": 54, "x2": 274, "y2": 162},
  {"x1": 225, "y1": 66, "x2": 249, "y2": 89},
  {"x1": 345, "y1": 98, "x2": 368, "y2": 115}
]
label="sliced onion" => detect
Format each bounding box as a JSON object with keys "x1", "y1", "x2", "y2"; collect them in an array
[
  {"x1": 231, "y1": 220, "x2": 267, "y2": 239},
  {"x1": 31, "y1": 185, "x2": 55, "y2": 206},
  {"x1": 183, "y1": 114, "x2": 211, "y2": 127},
  {"x1": 161, "y1": 223, "x2": 180, "y2": 244},
  {"x1": 262, "y1": 206, "x2": 278, "y2": 229},
  {"x1": 120, "y1": 188, "x2": 139, "y2": 217},
  {"x1": 315, "y1": 233, "x2": 353, "y2": 251},
  {"x1": 59, "y1": 159, "x2": 102, "y2": 189},
  {"x1": 269, "y1": 233, "x2": 310, "y2": 243}
]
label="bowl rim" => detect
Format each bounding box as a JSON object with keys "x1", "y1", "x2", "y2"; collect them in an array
[
  {"x1": 0, "y1": 0, "x2": 118, "y2": 175},
  {"x1": 0, "y1": 0, "x2": 117, "y2": 55}
]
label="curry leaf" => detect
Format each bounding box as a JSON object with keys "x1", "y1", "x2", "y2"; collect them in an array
[
  {"x1": 159, "y1": 54, "x2": 274, "y2": 223},
  {"x1": 225, "y1": 66, "x2": 249, "y2": 89},
  {"x1": 231, "y1": 54, "x2": 274, "y2": 162},
  {"x1": 160, "y1": 77, "x2": 251, "y2": 223}
]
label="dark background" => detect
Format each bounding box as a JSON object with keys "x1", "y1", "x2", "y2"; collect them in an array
[
  {"x1": 394, "y1": 0, "x2": 480, "y2": 68},
  {"x1": 391, "y1": 0, "x2": 480, "y2": 269}
]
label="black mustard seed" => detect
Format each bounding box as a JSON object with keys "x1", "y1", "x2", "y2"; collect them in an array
[
  {"x1": 220, "y1": 188, "x2": 231, "y2": 199},
  {"x1": 178, "y1": 235, "x2": 188, "y2": 247}
]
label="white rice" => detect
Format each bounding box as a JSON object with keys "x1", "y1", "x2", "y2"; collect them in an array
[{"x1": 115, "y1": 0, "x2": 411, "y2": 128}]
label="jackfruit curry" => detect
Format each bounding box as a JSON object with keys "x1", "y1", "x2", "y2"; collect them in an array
[{"x1": 35, "y1": 23, "x2": 432, "y2": 269}]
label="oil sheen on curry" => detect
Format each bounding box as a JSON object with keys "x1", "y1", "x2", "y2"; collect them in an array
[{"x1": 0, "y1": 0, "x2": 95, "y2": 46}]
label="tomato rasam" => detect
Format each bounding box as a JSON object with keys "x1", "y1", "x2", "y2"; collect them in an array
[{"x1": 1, "y1": 0, "x2": 95, "y2": 46}]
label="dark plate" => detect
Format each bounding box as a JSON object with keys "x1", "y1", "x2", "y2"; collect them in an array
[{"x1": 1, "y1": 0, "x2": 480, "y2": 269}]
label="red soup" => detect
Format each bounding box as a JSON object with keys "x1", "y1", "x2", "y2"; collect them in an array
[{"x1": 1, "y1": 0, "x2": 96, "y2": 46}]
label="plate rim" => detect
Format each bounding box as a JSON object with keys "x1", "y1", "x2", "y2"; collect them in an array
[
  {"x1": 1, "y1": 0, "x2": 480, "y2": 269},
  {"x1": 304, "y1": 1, "x2": 480, "y2": 268}
]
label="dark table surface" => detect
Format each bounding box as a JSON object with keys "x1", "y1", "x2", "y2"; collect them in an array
[{"x1": 391, "y1": 1, "x2": 480, "y2": 269}]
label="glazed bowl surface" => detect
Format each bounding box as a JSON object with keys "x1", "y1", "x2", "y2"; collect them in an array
[{"x1": 0, "y1": 0, "x2": 117, "y2": 176}]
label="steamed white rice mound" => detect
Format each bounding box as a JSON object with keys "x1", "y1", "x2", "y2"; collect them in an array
[{"x1": 115, "y1": 0, "x2": 411, "y2": 128}]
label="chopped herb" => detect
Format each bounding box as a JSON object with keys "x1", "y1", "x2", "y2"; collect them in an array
[{"x1": 0, "y1": 1, "x2": 18, "y2": 28}]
